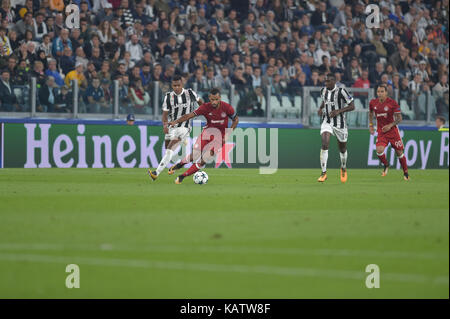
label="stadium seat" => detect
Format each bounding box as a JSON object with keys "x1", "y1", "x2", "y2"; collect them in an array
[
  {"x1": 292, "y1": 95, "x2": 302, "y2": 119},
  {"x1": 221, "y1": 93, "x2": 230, "y2": 103},
  {"x1": 232, "y1": 93, "x2": 240, "y2": 108},
  {"x1": 353, "y1": 98, "x2": 366, "y2": 125},
  {"x1": 346, "y1": 111, "x2": 358, "y2": 127},
  {"x1": 354, "y1": 98, "x2": 364, "y2": 110},
  {"x1": 270, "y1": 96, "x2": 285, "y2": 118},
  {"x1": 400, "y1": 99, "x2": 415, "y2": 120},
  {"x1": 13, "y1": 88, "x2": 23, "y2": 104},
  {"x1": 418, "y1": 94, "x2": 427, "y2": 119},
  {"x1": 309, "y1": 97, "x2": 321, "y2": 126},
  {"x1": 281, "y1": 96, "x2": 297, "y2": 119}
]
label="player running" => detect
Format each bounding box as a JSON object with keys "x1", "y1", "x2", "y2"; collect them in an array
[
  {"x1": 147, "y1": 75, "x2": 203, "y2": 180},
  {"x1": 167, "y1": 88, "x2": 239, "y2": 184},
  {"x1": 369, "y1": 84, "x2": 409, "y2": 181},
  {"x1": 317, "y1": 73, "x2": 355, "y2": 183}
]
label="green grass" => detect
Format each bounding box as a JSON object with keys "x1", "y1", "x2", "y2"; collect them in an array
[{"x1": 0, "y1": 168, "x2": 448, "y2": 298}]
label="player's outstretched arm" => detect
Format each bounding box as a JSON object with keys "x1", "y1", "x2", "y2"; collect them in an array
[{"x1": 168, "y1": 112, "x2": 196, "y2": 127}]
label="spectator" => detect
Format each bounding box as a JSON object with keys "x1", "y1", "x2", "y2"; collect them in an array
[
  {"x1": 45, "y1": 58, "x2": 64, "y2": 87},
  {"x1": 83, "y1": 33, "x2": 103, "y2": 59},
  {"x1": 433, "y1": 74, "x2": 449, "y2": 115},
  {"x1": 59, "y1": 46, "x2": 75, "y2": 75},
  {"x1": 435, "y1": 116, "x2": 447, "y2": 130},
  {"x1": 52, "y1": 28, "x2": 71, "y2": 58},
  {"x1": 129, "y1": 78, "x2": 150, "y2": 114},
  {"x1": 84, "y1": 77, "x2": 105, "y2": 113},
  {"x1": 311, "y1": 2, "x2": 332, "y2": 27},
  {"x1": 344, "y1": 58, "x2": 362, "y2": 85},
  {"x1": 214, "y1": 66, "x2": 232, "y2": 91},
  {"x1": 38, "y1": 75, "x2": 58, "y2": 112},
  {"x1": 32, "y1": 12, "x2": 47, "y2": 41},
  {"x1": 14, "y1": 11, "x2": 33, "y2": 38},
  {"x1": 65, "y1": 62, "x2": 87, "y2": 89},
  {"x1": 100, "y1": 78, "x2": 112, "y2": 106},
  {"x1": 0, "y1": 69, "x2": 19, "y2": 111},
  {"x1": 353, "y1": 69, "x2": 370, "y2": 89},
  {"x1": 31, "y1": 59, "x2": 45, "y2": 88},
  {"x1": 115, "y1": 75, "x2": 131, "y2": 111},
  {"x1": 97, "y1": 20, "x2": 114, "y2": 44},
  {"x1": 125, "y1": 34, "x2": 143, "y2": 63},
  {"x1": 0, "y1": 26, "x2": 12, "y2": 57}
]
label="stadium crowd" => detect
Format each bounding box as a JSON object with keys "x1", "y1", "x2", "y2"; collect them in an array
[{"x1": 0, "y1": 0, "x2": 448, "y2": 120}]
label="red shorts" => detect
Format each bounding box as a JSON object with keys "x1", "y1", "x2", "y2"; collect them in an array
[
  {"x1": 376, "y1": 127, "x2": 404, "y2": 151},
  {"x1": 193, "y1": 129, "x2": 225, "y2": 156}
]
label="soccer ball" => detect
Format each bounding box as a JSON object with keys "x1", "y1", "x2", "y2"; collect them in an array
[{"x1": 193, "y1": 171, "x2": 208, "y2": 184}]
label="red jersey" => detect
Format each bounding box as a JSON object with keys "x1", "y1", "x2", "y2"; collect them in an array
[
  {"x1": 369, "y1": 97, "x2": 401, "y2": 134},
  {"x1": 193, "y1": 101, "x2": 236, "y2": 133}
]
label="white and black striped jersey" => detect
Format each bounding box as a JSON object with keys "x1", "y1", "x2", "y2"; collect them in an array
[
  {"x1": 320, "y1": 85, "x2": 354, "y2": 128},
  {"x1": 162, "y1": 88, "x2": 200, "y2": 129}
]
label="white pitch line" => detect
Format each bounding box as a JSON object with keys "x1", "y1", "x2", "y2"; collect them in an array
[
  {"x1": 0, "y1": 252, "x2": 447, "y2": 285},
  {"x1": 0, "y1": 243, "x2": 447, "y2": 260}
]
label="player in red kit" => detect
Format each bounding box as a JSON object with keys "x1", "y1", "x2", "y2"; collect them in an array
[
  {"x1": 369, "y1": 84, "x2": 410, "y2": 181},
  {"x1": 167, "y1": 88, "x2": 239, "y2": 184}
]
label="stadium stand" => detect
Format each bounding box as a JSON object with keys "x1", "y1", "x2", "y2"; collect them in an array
[{"x1": 0, "y1": 0, "x2": 448, "y2": 126}]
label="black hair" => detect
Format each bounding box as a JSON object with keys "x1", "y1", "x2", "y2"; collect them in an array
[
  {"x1": 436, "y1": 115, "x2": 446, "y2": 124},
  {"x1": 172, "y1": 74, "x2": 182, "y2": 82},
  {"x1": 209, "y1": 88, "x2": 221, "y2": 95}
]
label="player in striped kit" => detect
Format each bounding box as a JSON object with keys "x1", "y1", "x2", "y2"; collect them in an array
[
  {"x1": 148, "y1": 75, "x2": 203, "y2": 180},
  {"x1": 317, "y1": 73, "x2": 355, "y2": 183}
]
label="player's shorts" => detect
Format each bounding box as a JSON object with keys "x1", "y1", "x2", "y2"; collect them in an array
[
  {"x1": 320, "y1": 122, "x2": 348, "y2": 142},
  {"x1": 376, "y1": 127, "x2": 404, "y2": 151},
  {"x1": 193, "y1": 129, "x2": 225, "y2": 156},
  {"x1": 165, "y1": 126, "x2": 190, "y2": 141}
]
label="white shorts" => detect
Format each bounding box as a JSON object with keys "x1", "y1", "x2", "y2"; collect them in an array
[
  {"x1": 320, "y1": 122, "x2": 348, "y2": 142},
  {"x1": 165, "y1": 126, "x2": 190, "y2": 141}
]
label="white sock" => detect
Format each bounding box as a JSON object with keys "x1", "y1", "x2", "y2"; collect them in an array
[
  {"x1": 340, "y1": 150, "x2": 348, "y2": 169},
  {"x1": 156, "y1": 149, "x2": 174, "y2": 175},
  {"x1": 320, "y1": 149, "x2": 328, "y2": 173}
]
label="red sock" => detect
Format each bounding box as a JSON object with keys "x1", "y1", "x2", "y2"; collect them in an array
[
  {"x1": 182, "y1": 163, "x2": 200, "y2": 177},
  {"x1": 377, "y1": 153, "x2": 389, "y2": 166},
  {"x1": 398, "y1": 154, "x2": 408, "y2": 174}
]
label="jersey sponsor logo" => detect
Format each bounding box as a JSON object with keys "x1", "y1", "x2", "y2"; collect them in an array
[
  {"x1": 211, "y1": 120, "x2": 225, "y2": 124},
  {"x1": 376, "y1": 113, "x2": 388, "y2": 117}
]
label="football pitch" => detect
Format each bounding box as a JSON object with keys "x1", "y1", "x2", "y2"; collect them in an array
[{"x1": 0, "y1": 168, "x2": 448, "y2": 298}]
